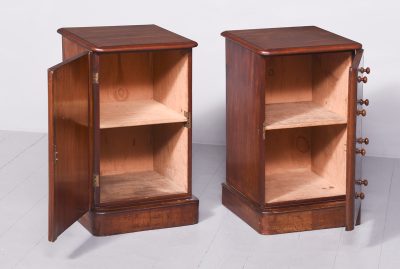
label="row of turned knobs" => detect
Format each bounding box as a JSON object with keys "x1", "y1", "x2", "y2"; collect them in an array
[
  {"x1": 358, "y1": 66, "x2": 370, "y2": 83},
  {"x1": 355, "y1": 67, "x2": 370, "y2": 200},
  {"x1": 357, "y1": 66, "x2": 369, "y2": 115}
]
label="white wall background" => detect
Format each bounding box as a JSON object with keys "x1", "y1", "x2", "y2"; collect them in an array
[{"x1": 0, "y1": 0, "x2": 399, "y2": 157}]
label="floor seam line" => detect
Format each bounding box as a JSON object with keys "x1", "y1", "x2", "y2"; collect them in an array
[
  {"x1": 12, "y1": 234, "x2": 45, "y2": 269},
  {"x1": 0, "y1": 195, "x2": 47, "y2": 239},
  {"x1": 0, "y1": 162, "x2": 47, "y2": 202},
  {"x1": 0, "y1": 134, "x2": 46, "y2": 171},
  {"x1": 377, "y1": 159, "x2": 397, "y2": 269},
  {"x1": 196, "y1": 211, "x2": 227, "y2": 268}
]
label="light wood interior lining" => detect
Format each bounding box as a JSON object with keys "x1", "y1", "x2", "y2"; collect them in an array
[
  {"x1": 100, "y1": 99, "x2": 187, "y2": 128},
  {"x1": 265, "y1": 126, "x2": 347, "y2": 204},
  {"x1": 264, "y1": 52, "x2": 352, "y2": 126},
  {"x1": 99, "y1": 50, "x2": 189, "y2": 128},
  {"x1": 311, "y1": 125, "x2": 347, "y2": 193},
  {"x1": 265, "y1": 169, "x2": 345, "y2": 203},
  {"x1": 154, "y1": 124, "x2": 188, "y2": 191},
  {"x1": 100, "y1": 126, "x2": 154, "y2": 176},
  {"x1": 312, "y1": 52, "x2": 352, "y2": 118},
  {"x1": 99, "y1": 124, "x2": 188, "y2": 203},
  {"x1": 265, "y1": 54, "x2": 312, "y2": 104},
  {"x1": 265, "y1": 101, "x2": 347, "y2": 130},
  {"x1": 100, "y1": 171, "x2": 186, "y2": 203},
  {"x1": 264, "y1": 52, "x2": 351, "y2": 204}
]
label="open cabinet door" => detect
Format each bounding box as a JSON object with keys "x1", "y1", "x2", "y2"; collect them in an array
[
  {"x1": 48, "y1": 52, "x2": 91, "y2": 241},
  {"x1": 346, "y1": 49, "x2": 365, "y2": 230}
]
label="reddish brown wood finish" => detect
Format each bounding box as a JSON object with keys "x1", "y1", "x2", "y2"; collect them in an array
[
  {"x1": 346, "y1": 49, "x2": 364, "y2": 231},
  {"x1": 48, "y1": 52, "x2": 90, "y2": 242},
  {"x1": 58, "y1": 25, "x2": 198, "y2": 52},
  {"x1": 223, "y1": 26, "x2": 364, "y2": 234},
  {"x1": 225, "y1": 39, "x2": 265, "y2": 204},
  {"x1": 222, "y1": 184, "x2": 346, "y2": 234},
  {"x1": 79, "y1": 196, "x2": 198, "y2": 236},
  {"x1": 222, "y1": 26, "x2": 361, "y2": 56},
  {"x1": 62, "y1": 37, "x2": 88, "y2": 60},
  {"x1": 49, "y1": 25, "x2": 197, "y2": 241}
]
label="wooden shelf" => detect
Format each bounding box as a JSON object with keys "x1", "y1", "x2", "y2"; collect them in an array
[
  {"x1": 265, "y1": 169, "x2": 345, "y2": 204},
  {"x1": 100, "y1": 100, "x2": 188, "y2": 129},
  {"x1": 265, "y1": 101, "x2": 347, "y2": 130},
  {"x1": 100, "y1": 170, "x2": 187, "y2": 203}
]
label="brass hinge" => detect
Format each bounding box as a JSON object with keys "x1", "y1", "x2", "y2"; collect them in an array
[
  {"x1": 184, "y1": 111, "x2": 192, "y2": 128},
  {"x1": 262, "y1": 123, "x2": 267, "y2": 140},
  {"x1": 93, "y1": 174, "x2": 99, "y2": 188},
  {"x1": 92, "y1": 72, "x2": 99, "y2": 84},
  {"x1": 54, "y1": 144, "x2": 58, "y2": 163}
]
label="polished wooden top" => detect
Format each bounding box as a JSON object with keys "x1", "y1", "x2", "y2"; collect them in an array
[
  {"x1": 222, "y1": 26, "x2": 361, "y2": 55},
  {"x1": 58, "y1": 25, "x2": 198, "y2": 52}
]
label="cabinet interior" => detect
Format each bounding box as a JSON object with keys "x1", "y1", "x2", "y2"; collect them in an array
[
  {"x1": 100, "y1": 124, "x2": 188, "y2": 203},
  {"x1": 99, "y1": 50, "x2": 189, "y2": 129},
  {"x1": 264, "y1": 52, "x2": 352, "y2": 204},
  {"x1": 98, "y1": 50, "x2": 190, "y2": 204},
  {"x1": 264, "y1": 52, "x2": 351, "y2": 130}
]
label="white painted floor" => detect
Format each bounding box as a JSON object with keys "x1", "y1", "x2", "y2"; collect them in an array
[{"x1": 0, "y1": 130, "x2": 399, "y2": 269}]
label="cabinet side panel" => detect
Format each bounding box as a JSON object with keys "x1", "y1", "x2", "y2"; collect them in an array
[
  {"x1": 153, "y1": 49, "x2": 189, "y2": 114},
  {"x1": 154, "y1": 124, "x2": 189, "y2": 192},
  {"x1": 226, "y1": 40, "x2": 265, "y2": 204},
  {"x1": 312, "y1": 52, "x2": 352, "y2": 118},
  {"x1": 62, "y1": 37, "x2": 88, "y2": 60}
]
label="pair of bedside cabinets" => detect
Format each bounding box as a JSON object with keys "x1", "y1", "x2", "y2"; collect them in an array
[{"x1": 48, "y1": 25, "x2": 370, "y2": 241}]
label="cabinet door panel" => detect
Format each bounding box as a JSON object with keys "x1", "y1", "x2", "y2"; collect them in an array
[
  {"x1": 48, "y1": 52, "x2": 90, "y2": 242},
  {"x1": 346, "y1": 49, "x2": 364, "y2": 230}
]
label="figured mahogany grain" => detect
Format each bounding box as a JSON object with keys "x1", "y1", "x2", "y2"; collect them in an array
[
  {"x1": 80, "y1": 196, "x2": 199, "y2": 236},
  {"x1": 222, "y1": 183, "x2": 346, "y2": 234},
  {"x1": 58, "y1": 25, "x2": 198, "y2": 52},
  {"x1": 225, "y1": 39, "x2": 265, "y2": 204},
  {"x1": 222, "y1": 26, "x2": 361, "y2": 55}
]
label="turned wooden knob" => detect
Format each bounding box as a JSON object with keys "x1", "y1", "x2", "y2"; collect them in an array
[
  {"x1": 359, "y1": 67, "x2": 371, "y2": 74},
  {"x1": 357, "y1": 137, "x2": 369, "y2": 145},
  {"x1": 357, "y1": 76, "x2": 368, "y2": 83},
  {"x1": 358, "y1": 99, "x2": 369, "y2": 106},
  {"x1": 355, "y1": 192, "x2": 365, "y2": 199},
  {"x1": 357, "y1": 109, "x2": 367, "y2": 116},
  {"x1": 356, "y1": 148, "x2": 366, "y2": 156},
  {"x1": 356, "y1": 179, "x2": 368, "y2": 186}
]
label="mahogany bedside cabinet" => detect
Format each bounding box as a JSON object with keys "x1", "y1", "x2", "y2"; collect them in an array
[
  {"x1": 221, "y1": 26, "x2": 370, "y2": 234},
  {"x1": 48, "y1": 25, "x2": 198, "y2": 242}
]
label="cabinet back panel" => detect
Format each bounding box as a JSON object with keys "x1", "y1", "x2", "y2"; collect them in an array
[
  {"x1": 100, "y1": 126, "x2": 154, "y2": 176},
  {"x1": 265, "y1": 54, "x2": 312, "y2": 104},
  {"x1": 265, "y1": 128, "x2": 311, "y2": 175},
  {"x1": 99, "y1": 50, "x2": 188, "y2": 106},
  {"x1": 99, "y1": 52, "x2": 154, "y2": 103},
  {"x1": 265, "y1": 52, "x2": 351, "y2": 119}
]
